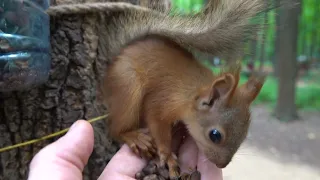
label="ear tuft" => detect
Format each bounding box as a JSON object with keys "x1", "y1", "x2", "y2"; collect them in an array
[{"x1": 240, "y1": 71, "x2": 267, "y2": 103}]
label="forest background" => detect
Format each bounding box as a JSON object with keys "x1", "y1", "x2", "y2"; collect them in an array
[{"x1": 171, "y1": 0, "x2": 320, "y2": 121}]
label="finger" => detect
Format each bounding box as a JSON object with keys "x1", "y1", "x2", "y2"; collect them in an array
[
  {"x1": 197, "y1": 150, "x2": 223, "y2": 180},
  {"x1": 28, "y1": 120, "x2": 94, "y2": 180},
  {"x1": 99, "y1": 144, "x2": 147, "y2": 180},
  {"x1": 178, "y1": 136, "x2": 198, "y2": 174}
]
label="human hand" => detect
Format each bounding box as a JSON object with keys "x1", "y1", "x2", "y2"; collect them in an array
[
  {"x1": 177, "y1": 136, "x2": 223, "y2": 180},
  {"x1": 27, "y1": 120, "x2": 222, "y2": 180},
  {"x1": 27, "y1": 120, "x2": 94, "y2": 180}
]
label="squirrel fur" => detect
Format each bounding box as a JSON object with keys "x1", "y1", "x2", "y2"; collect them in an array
[
  {"x1": 47, "y1": 0, "x2": 268, "y2": 179},
  {"x1": 47, "y1": 0, "x2": 268, "y2": 60}
]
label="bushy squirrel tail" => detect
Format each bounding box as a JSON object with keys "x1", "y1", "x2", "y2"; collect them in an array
[{"x1": 47, "y1": 0, "x2": 270, "y2": 59}]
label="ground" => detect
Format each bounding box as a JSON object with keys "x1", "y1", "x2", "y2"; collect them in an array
[{"x1": 223, "y1": 105, "x2": 320, "y2": 180}]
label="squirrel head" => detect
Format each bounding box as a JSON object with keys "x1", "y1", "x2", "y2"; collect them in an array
[{"x1": 184, "y1": 67, "x2": 265, "y2": 168}]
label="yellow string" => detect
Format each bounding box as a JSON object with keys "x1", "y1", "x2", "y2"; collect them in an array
[{"x1": 0, "y1": 114, "x2": 108, "y2": 153}]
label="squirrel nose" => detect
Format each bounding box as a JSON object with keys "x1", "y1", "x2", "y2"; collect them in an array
[{"x1": 216, "y1": 162, "x2": 229, "y2": 168}]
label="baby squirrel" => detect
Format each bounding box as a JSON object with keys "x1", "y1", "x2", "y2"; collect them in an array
[
  {"x1": 104, "y1": 35, "x2": 265, "y2": 179},
  {"x1": 47, "y1": 0, "x2": 268, "y2": 179}
]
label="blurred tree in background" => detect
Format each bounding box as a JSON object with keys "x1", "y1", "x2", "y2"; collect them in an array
[
  {"x1": 274, "y1": 0, "x2": 301, "y2": 121},
  {"x1": 171, "y1": 0, "x2": 320, "y2": 121}
]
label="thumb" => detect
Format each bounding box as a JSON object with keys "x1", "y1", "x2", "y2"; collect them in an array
[
  {"x1": 99, "y1": 144, "x2": 147, "y2": 180},
  {"x1": 197, "y1": 150, "x2": 223, "y2": 180},
  {"x1": 28, "y1": 120, "x2": 94, "y2": 180}
]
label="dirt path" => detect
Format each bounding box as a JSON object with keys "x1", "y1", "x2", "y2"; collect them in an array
[{"x1": 223, "y1": 105, "x2": 320, "y2": 180}]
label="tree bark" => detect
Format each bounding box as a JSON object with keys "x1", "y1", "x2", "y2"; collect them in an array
[
  {"x1": 274, "y1": 0, "x2": 301, "y2": 122},
  {"x1": 0, "y1": 0, "x2": 169, "y2": 180}
]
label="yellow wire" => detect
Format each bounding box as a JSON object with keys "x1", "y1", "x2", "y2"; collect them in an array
[{"x1": 0, "y1": 114, "x2": 108, "y2": 153}]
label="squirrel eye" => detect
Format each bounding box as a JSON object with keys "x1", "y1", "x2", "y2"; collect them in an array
[{"x1": 209, "y1": 129, "x2": 222, "y2": 144}]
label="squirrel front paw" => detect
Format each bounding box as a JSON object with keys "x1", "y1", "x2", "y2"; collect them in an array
[{"x1": 121, "y1": 129, "x2": 157, "y2": 159}]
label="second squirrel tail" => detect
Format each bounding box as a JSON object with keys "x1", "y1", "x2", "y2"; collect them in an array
[{"x1": 47, "y1": 0, "x2": 270, "y2": 60}]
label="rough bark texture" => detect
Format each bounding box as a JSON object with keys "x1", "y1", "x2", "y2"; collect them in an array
[
  {"x1": 0, "y1": 0, "x2": 168, "y2": 180},
  {"x1": 274, "y1": 0, "x2": 301, "y2": 122}
]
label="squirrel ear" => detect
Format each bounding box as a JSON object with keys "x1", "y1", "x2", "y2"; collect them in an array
[
  {"x1": 211, "y1": 73, "x2": 237, "y2": 103},
  {"x1": 239, "y1": 72, "x2": 266, "y2": 103},
  {"x1": 196, "y1": 73, "x2": 237, "y2": 110}
]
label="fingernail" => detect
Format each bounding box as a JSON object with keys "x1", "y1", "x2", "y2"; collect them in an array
[{"x1": 68, "y1": 120, "x2": 79, "y2": 133}]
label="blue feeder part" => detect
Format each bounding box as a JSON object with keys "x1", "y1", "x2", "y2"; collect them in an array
[{"x1": 0, "y1": 0, "x2": 51, "y2": 92}]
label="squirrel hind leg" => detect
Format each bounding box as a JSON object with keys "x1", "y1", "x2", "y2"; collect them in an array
[
  {"x1": 144, "y1": 116, "x2": 181, "y2": 179},
  {"x1": 107, "y1": 91, "x2": 157, "y2": 158},
  {"x1": 107, "y1": 96, "x2": 157, "y2": 159},
  {"x1": 135, "y1": 152, "x2": 180, "y2": 180}
]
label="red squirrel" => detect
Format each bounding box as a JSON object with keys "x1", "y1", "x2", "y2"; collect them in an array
[
  {"x1": 47, "y1": 0, "x2": 268, "y2": 179},
  {"x1": 103, "y1": 35, "x2": 265, "y2": 178}
]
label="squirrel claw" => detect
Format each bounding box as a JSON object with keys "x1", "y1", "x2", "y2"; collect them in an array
[
  {"x1": 129, "y1": 143, "x2": 141, "y2": 156},
  {"x1": 122, "y1": 130, "x2": 157, "y2": 159},
  {"x1": 169, "y1": 167, "x2": 180, "y2": 180},
  {"x1": 180, "y1": 173, "x2": 190, "y2": 180},
  {"x1": 180, "y1": 171, "x2": 201, "y2": 180},
  {"x1": 159, "y1": 152, "x2": 180, "y2": 179}
]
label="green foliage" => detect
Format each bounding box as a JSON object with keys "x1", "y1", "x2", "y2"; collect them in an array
[
  {"x1": 171, "y1": 0, "x2": 204, "y2": 14},
  {"x1": 265, "y1": 10, "x2": 276, "y2": 61},
  {"x1": 172, "y1": 0, "x2": 320, "y2": 110},
  {"x1": 298, "y1": 0, "x2": 318, "y2": 55},
  {"x1": 171, "y1": 0, "x2": 320, "y2": 58},
  {"x1": 202, "y1": 61, "x2": 320, "y2": 110},
  {"x1": 242, "y1": 74, "x2": 317, "y2": 110},
  {"x1": 242, "y1": 75, "x2": 320, "y2": 110}
]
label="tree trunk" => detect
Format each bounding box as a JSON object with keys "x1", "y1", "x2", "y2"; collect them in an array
[
  {"x1": 274, "y1": 0, "x2": 301, "y2": 122},
  {"x1": 310, "y1": 2, "x2": 318, "y2": 58},
  {"x1": 0, "y1": 0, "x2": 169, "y2": 180}
]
